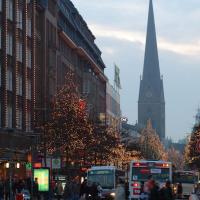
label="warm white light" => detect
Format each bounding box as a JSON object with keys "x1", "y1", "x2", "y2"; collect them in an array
[
  {"x1": 5, "y1": 163, "x2": 10, "y2": 169},
  {"x1": 16, "y1": 163, "x2": 20, "y2": 169}
]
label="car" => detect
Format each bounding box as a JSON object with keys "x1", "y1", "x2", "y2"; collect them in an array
[{"x1": 21, "y1": 189, "x2": 31, "y2": 200}]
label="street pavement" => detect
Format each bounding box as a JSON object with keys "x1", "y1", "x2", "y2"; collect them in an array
[{"x1": 189, "y1": 194, "x2": 200, "y2": 200}]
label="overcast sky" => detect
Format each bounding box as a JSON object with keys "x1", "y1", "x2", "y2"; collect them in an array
[{"x1": 72, "y1": 0, "x2": 200, "y2": 141}]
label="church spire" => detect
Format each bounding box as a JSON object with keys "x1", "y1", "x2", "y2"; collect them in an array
[
  {"x1": 138, "y1": 0, "x2": 165, "y2": 140},
  {"x1": 143, "y1": 0, "x2": 160, "y2": 82}
]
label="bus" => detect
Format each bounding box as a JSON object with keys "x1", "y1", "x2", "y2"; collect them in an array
[
  {"x1": 129, "y1": 160, "x2": 172, "y2": 199},
  {"x1": 173, "y1": 170, "x2": 199, "y2": 198},
  {"x1": 87, "y1": 166, "x2": 125, "y2": 199}
]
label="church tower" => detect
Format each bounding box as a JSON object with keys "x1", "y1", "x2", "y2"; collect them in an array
[{"x1": 138, "y1": 0, "x2": 165, "y2": 140}]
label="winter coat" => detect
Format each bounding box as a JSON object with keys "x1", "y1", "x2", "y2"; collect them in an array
[
  {"x1": 163, "y1": 187, "x2": 174, "y2": 200},
  {"x1": 115, "y1": 184, "x2": 125, "y2": 200},
  {"x1": 56, "y1": 182, "x2": 63, "y2": 195},
  {"x1": 149, "y1": 186, "x2": 159, "y2": 200}
]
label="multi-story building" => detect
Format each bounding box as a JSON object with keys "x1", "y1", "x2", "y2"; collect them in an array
[
  {"x1": 0, "y1": 0, "x2": 35, "y2": 160},
  {"x1": 35, "y1": 0, "x2": 107, "y2": 126},
  {"x1": 0, "y1": 0, "x2": 107, "y2": 161},
  {"x1": 106, "y1": 82, "x2": 121, "y2": 131}
]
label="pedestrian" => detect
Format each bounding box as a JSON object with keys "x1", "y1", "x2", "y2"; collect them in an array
[
  {"x1": 89, "y1": 182, "x2": 99, "y2": 200},
  {"x1": 56, "y1": 181, "x2": 63, "y2": 200},
  {"x1": 80, "y1": 179, "x2": 88, "y2": 199},
  {"x1": 149, "y1": 180, "x2": 159, "y2": 200},
  {"x1": 140, "y1": 181, "x2": 148, "y2": 200},
  {"x1": 33, "y1": 177, "x2": 39, "y2": 200},
  {"x1": 125, "y1": 181, "x2": 130, "y2": 200},
  {"x1": 5, "y1": 178, "x2": 10, "y2": 200},
  {"x1": 0, "y1": 178, "x2": 4, "y2": 200},
  {"x1": 63, "y1": 180, "x2": 73, "y2": 200},
  {"x1": 177, "y1": 182, "x2": 182, "y2": 199},
  {"x1": 163, "y1": 180, "x2": 174, "y2": 200},
  {"x1": 97, "y1": 183, "x2": 103, "y2": 198},
  {"x1": 115, "y1": 179, "x2": 125, "y2": 200},
  {"x1": 72, "y1": 177, "x2": 80, "y2": 200}
]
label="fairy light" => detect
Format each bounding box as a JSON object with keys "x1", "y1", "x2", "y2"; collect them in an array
[
  {"x1": 3, "y1": 0, "x2": 8, "y2": 128},
  {"x1": 31, "y1": 0, "x2": 36, "y2": 129},
  {"x1": 15, "y1": 0, "x2": 19, "y2": 129}
]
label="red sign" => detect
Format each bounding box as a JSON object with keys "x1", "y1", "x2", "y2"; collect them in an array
[
  {"x1": 34, "y1": 163, "x2": 42, "y2": 168},
  {"x1": 196, "y1": 140, "x2": 200, "y2": 153}
]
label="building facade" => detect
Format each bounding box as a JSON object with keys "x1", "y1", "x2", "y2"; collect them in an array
[
  {"x1": 35, "y1": 0, "x2": 107, "y2": 126},
  {"x1": 0, "y1": 0, "x2": 35, "y2": 161},
  {"x1": 0, "y1": 0, "x2": 107, "y2": 161},
  {"x1": 106, "y1": 82, "x2": 121, "y2": 131},
  {"x1": 138, "y1": 0, "x2": 165, "y2": 140}
]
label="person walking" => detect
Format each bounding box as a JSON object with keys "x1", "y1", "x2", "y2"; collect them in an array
[
  {"x1": 177, "y1": 182, "x2": 183, "y2": 199},
  {"x1": 163, "y1": 181, "x2": 174, "y2": 200},
  {"x1": 89, "y1": 182, "x2": 98, "y2": 200},
  {"x1": 33, "y1": 178, "x2": 39, "y2": 200},
  {"x1": 71, "y1": 177, "x2": 80, "y2": 200},
  {"x1": 0, "y1": 178, "x2": 4, "y2": 200},
  {"x1": 80, "y1": 179, "x2": 88, "y2": 199},
  {"x1": 115, "y1": 179, "x2": 125, "y2": 200},
  {"x1": 63, "y1": 180, "x2": 73, "y2": 200},
  {"x1": 56, "y1": 181, "x2": 63, "y2": 200},
  {"x1": 149, "y1": 180, "x2": 159, "y2": 200}
]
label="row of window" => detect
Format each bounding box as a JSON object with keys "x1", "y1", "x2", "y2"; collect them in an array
[
  {"x1": 7, "y1": 33, "x2": 32, "y2": 68},
  {"x1": 0, "y1": 103, "x2": 31, "y2": 130},
  {"x1": 0, "y1": 64, "x2": 31, "y2": 99}
]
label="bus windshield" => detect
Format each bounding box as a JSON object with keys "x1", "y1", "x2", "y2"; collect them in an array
[
  {"x1": 132, "y1": 167, "x2": 170, "y2": 182},
  {"x1": 173, "y1": 172, "x2": 197, "y2": 184},
  {"x1": 88, "y1": 169, "x2": 114, "y2": 189}
]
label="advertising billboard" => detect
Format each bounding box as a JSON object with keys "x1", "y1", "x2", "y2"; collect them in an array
[{"x1": 33, "y1": 168, "x2": 50, "y2": 192}]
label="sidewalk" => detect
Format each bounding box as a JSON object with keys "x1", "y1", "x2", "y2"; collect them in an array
[{"x1": 189, "y1": 194, "x2": 200, "y2": 200}]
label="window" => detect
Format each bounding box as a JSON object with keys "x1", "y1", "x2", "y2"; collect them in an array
[
  {"x1": 7, "y1": 0, "x2": 13, "y2": 21},
  {"x1": 7, "y1": 33, "x2": 13, "y2": 55},
  {"x1": 83, "y1": 79, "x2": 90, "y2": 94},
  {"x1": 27, "y1": 111, "x2": 31, "y2": 131},
  {"x1": 17, "y1": 42, "x2": 22, "y2": 62},
  {"x1": 0, "y1": 26, "x2": 1, "y2": 48},
  {"x1": 27, "y1": 48, "x2": 31, "y2": 68},
  {"x1": 17, "y1": 74, "x2": 22, "y2": 96},
  {"x1": 17, "y1": 108, "x2": 22, "y2": 129},
  {"x1": 8, "y1": 105, "x2": 12, "y2": 128},
  {"x1": 17, "y1": 9, "x2": 22, "y2": 29},
  {"x1": 0, "y1": 0, "x2": 2, "y2": 12},
  {"x1": 27, "y1": 18, "x2": 31, "y2": 36},
  {"x1": 7, "y1": 68, "x2": 12, "y2": 91},
  {"x1": 0, "y1": 102, "x2": 1, "y2": 127},
  {"x1": 26, "y1": 79, "x2": 31, "y2": 100},
  {"x1": 0, "y1": 63, "x2": 1, "y2": 87}
]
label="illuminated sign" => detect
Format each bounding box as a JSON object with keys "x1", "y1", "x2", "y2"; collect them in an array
[{"x1": 33, "y1": 168, "x2": 50, "y2": 192}]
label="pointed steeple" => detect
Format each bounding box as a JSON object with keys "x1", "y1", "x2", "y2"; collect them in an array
[
  {"x1": 143, "y1": 0, "x2": 160, "y2": 82},
  {"x1": 138, "y1": 0, "x2": 165, "y2": 140}
]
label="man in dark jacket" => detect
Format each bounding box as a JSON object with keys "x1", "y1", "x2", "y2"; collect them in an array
[
  {"x1": 149, "y1": 180, "x2": 159, "y2": 200},
  {"x1": 163, "y1": 181, "x2": 174, "y2": 200}
]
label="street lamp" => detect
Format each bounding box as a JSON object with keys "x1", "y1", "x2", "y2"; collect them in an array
[
  {"x1": 5, "y1": 161, "x2": 21, "y2": 200},
  {"x1": 5, "y1": 162, "x2": 10, "y2": 169},
  {"x1": 16, "y1": 163, "x2": 20, "y2": 169}
]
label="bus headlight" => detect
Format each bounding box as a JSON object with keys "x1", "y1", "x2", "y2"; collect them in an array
[{"x1": 110, "y1": 192, "x2": 115, "y2": 196}]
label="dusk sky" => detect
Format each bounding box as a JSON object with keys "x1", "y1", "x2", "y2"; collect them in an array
[{"x1": 72, "y1": 0, "x2": 200, "y2": 141}]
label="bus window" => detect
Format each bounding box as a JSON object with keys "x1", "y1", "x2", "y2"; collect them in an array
[
  {"x1": 87, "y1": 170, "x2": 115, "y2": 189},
  {"x1": 132, "y1": 167, "x2": 170, "y2": 182},
  {"x1": 173, "y1": 172, "x2": 197, "y2": 184}
]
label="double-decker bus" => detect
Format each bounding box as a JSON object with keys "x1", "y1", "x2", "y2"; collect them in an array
[
  {"x1": 129, "y1": 160, "x2": 172, "y2": 199},
  {"x1": 87, "y1": 166, "x2": 125, "y2": 199},
  {"x1": 173, "y1": 170, "x2": 199, "y2": 198}
]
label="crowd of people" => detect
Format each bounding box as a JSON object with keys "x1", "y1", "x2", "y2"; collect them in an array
[
  {"x1": 138, "y1": 175, "x2": 176, "y2": 200},
  {"x1": 0, "y1": 176, "x2": 33, "y2": 200}
]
